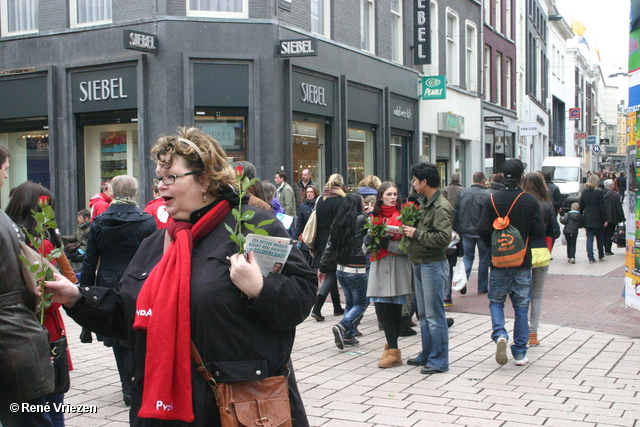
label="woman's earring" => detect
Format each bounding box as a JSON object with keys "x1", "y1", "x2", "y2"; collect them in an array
[{"x1": 203, "y1": 193, "x2": 207, "y2": 204}]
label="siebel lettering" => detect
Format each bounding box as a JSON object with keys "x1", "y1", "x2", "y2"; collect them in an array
[
  {"x1": 301, "y1": 83, "x2": 327, "y2": 106},
  {"x1": 79, "y1": 78, "x2": 128, "y2": 102}
]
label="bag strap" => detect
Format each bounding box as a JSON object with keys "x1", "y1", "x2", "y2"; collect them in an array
[
  {"x1": 190, "y1": 340, "x2": 221, "y2": 402},
  {"x1": 490, "y1": 192, "x2": 524, "y2": 220}
]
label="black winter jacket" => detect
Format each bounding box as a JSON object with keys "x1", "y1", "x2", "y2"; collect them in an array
[
  {"x1": 560, "y1": 211, "x2": 582, "y2": 235},
  {"x1": 0, "y1": 210, "x2": 54, "y2": 404},
  {"x1": 320, "y1": 214, "x2": 368, "y2": 271},
  {"x1": 477, "y1": 186, "x2": 546, "y2": 269},
  {"x1": 603, "y1": 190, "x2": 625, "y2": 225},
  {"x1": 312, "y1": 195, "x2": 344, "y2": 269},
  {"x1": 81, "y1": 204, "x2": 157, "y2": 290},
  {"x1": 454, "y1": 184, "x2": 490, "y2": 235},
  {"x1": 579, "y1": 188, "x2": 606, "y2": 229},
  {"x1": 66, "y1": 202, "x2": 317, "y2": 427}
]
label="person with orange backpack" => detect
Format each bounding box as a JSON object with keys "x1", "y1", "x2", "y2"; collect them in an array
[{"x1": 477, "y1": 159, "x2": 545, "y2": 367}]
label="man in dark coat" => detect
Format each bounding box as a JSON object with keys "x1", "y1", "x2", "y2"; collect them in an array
[
  {"x1": 603, "y1": 179, "x2": 625, "y2": 255},
  {"x1": 81, "y1": 175, "x2": 157, "y2": 406},
  {"x1": 442, "y1": 172, "x2": 464, "y2": 209},
  {"x1": 542, "y1": 170, "x2": 562, "y2": 213},
  {"x1": 0, "y1": 145, "x2": 55, "y2": 426}
]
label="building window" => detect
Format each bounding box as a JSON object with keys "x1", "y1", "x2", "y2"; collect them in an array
[
  {"x1": 506, "y1": 57, "x2": 512, "y2": 109},
  {"x1": 311, "y1": 0, "x2": 330, "y2": 37},
  {"x1": 1, "y1": 0, "x2": 37, "y2": 35},
  {"x1": 423, "y1": 0, "x2": 438, "y2": 76},
  {"x1": 347, "y1": 125, "x2": 375, "y2": 189},
  {"x1": 495, "y1": 0, "x2": 501, "y2": 34},
  {"x1": 484, "y1": 0, "x2": 490, "y2": 25},
  {"x1": 361, "y1": 0, "x2": 375, "y2": 53},
  {"x1": 505, "y1": 0, "x2": 511, "y2": 39},
  {"x1": 195, "y1": 115, "x2": 246, "y2": 162},
  {"x1": 465, "y1": 21, "x2": 477, "y2": 93},
  {"x1": 484, "y1": 45, "x2": 490, "y2": 101},
  {"x1": 71, "y1": 0, "x2": 111, "y2": 27},
  {"x1": 390, "y1": 0, "x2": 402, "y2": 63},
  {"x1": 187, "y1": 0, "x2": 248, "y2": 18},
  {"x1": 496, "y1": 52, "x2": 502, "y2": 106},
  {"x1": 446, "y1": 9, "x2": 459, "y2": 86}
]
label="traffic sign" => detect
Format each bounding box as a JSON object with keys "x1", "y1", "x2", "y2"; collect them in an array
[
  {"x1": 592, "y1": 144, "x2": 601, "y2": 153},
  {"x1": 569, "y1": 108, "x2": 581, "y2": 120}
]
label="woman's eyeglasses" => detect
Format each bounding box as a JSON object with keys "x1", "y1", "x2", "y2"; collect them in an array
[{"x1": 152, "y1": 170, "x2": 203, "y2": 186}]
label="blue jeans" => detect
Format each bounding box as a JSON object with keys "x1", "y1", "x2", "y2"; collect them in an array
[
  {"x1": 586, "y1": 227, "x2": 604, "y2": 261},
  {"x1": 413, "y1": 260, "x2": 449, "y2": 372},
  {"x1": 462, "y1": 234, "x2": 490, "y2": 293},
  {"x1": 0, "y1": 395, "x2": 54, "y2": 427},
  {"x1": 336, "y1": 270, "x2": 368, "y2": 339},
  {"x1": 489, "y1": 267, "x2": 532, "y2": 360}
]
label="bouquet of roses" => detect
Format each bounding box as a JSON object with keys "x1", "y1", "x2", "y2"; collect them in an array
[
  {"x1": 363, "y1": 216, "x2": 388, "y2": 260},
  {"x1": 226, "y1": 166, "x2": 275, "y2": 254},
  {"x1": 396, "y1": 201, "x2": 421, "y2": 253},
  {"x1": 18, "y1": 196, "x2": 63, "y2": 324}
]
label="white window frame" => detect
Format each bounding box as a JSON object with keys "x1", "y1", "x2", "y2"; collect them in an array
[
  {"x1": 1, "y1": 0, "x2": 39, "y2": 36},
  {"x1": 187, "y1": 0, "x2": 248, "y2": 19},
  {"x1": 506, "y1": 57, "x2": 512, "y2": 109},
  {"x1": 422, "y1": 0, "x2": 438, "y2": 76},
  {"x1": 484, "y1": 0, "x2": 490, "y2": 25},
  {"x1": 484, "y1": 45, "x2": 490, "y2": 101},
  {"x1": 361, "y1": 0, "x2": 375, "y2": 53},
  {"x1": 70, "y1": 0, "x2": 112, "y2": 28},
  {"x1": 390, "y1": 0, "x2": 402, "y2": 63},
  {"x1": 505, "y1": 0, "x2": 511, "y2": 39},
  {"x1": 311, "y1": 0, "x2": 330, "y2": 37},
  {"x1": 445, "y1": 8, "x2": 460, "y2": 86},
  {"x1": 495, "y1": 0, "x2": 501, "y2": 34},
  {"x1": 465, "y1": 20, "x2": 477, "y2": 92},
  {"x1": 496, "y1": 52, "x2": 502, "y2": 105}
]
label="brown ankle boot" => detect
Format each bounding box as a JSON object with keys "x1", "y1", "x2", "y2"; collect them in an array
[
  {"x1": 379, "y1": 349, "x2": 403, "y2": 368},
  {"x1": 528, "y1": 333, "x2": 540, "y2": 346},
  {"x1": 379, "y1": 343, "x2": 389, "y2": 361}
]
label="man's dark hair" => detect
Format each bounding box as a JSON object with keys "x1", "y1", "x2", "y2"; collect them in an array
[
  {"x1": 275, "y1": 171, "x2": 287, "y2": 181},
  {"x1": 0, "y1": 145, "x2": 11, "y2": 166},
  {"x1": 100, "y1": 181, "x2": 110, "y2": 193},
  {"x1": 78, "y1": 209, "x2": 90, "y2": 219},
  {"x1": 541, "y1": 170, "x2": 552, "y2": 181},
  {"x1": 473, "y1": 172, "x2": 486, "y2": 183},
  {"x1": 411, "y1": 163, "x2": 440, "y2": 188}
]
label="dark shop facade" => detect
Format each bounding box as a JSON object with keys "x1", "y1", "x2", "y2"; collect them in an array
[{"x1": 0, "y1": 19, "x2": 419, "y2": 230}]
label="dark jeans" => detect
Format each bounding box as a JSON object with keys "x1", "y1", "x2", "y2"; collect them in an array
[
  {"x1": 586, "y1": 227, "x2": 604, "y2": 261},
  {"x1": 603, "y1": 223, "x2": 616, "y2": 253},
  {"x1": 0, "y1": 395, "x2": 54, "y2": 427},
  {"x1": 111, "y1": 341, "x2": 134, "y2": 395},
  {"x1": 317, "y1": 270, "x2": 342, "y2": 312},
  {"x1": 564, "y1": 232, "x2": 578, "y2": 259}
]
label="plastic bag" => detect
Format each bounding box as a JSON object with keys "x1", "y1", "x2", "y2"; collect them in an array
[
  {"x1": 561, "y1": 234, "x2": 567, "y2": 246},
  {"x1": 451, "y1": 258, "x2": 467, "y2": 292}
]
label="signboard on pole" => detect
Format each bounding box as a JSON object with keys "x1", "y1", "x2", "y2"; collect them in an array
[
  {"x1": 420, "y1": 76, "x2": 446, "y2": 100},
  {"x1": 569, "y1": 108, "x2": 581, "y2": 120},
  {"x1": 586, "y1": 135, "x2": 597, "y2": 145},
  {"x1": 414, "y1": 0, "x2": 430, "y2": 65},
  {"x1": 519, "y1": 122, "x2": 537, "y2": 136}
]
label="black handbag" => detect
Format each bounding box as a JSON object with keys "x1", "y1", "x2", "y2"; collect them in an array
[
  {"x1": 50, "y1": 335, "x2": 71, "y2": 394},
  {"x1": 613, "y1": 223, "x2": 626, "y2": 248}
]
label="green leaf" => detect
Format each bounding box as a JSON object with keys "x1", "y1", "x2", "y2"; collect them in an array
[
  {"x1": 30, "y1": 264, "x2": 41, "y2": 273},
  {"x1": 229, "y1": 235, "x2": 240, "y2": 245},
  {"x1": 257, "y1": 219, "x2": 275, "y2": 227},
  {"x1": 241, "y1": 176, "x2": 251, "y2": 192},
  {"x1": 34, "y1": 224, "x2": 44, "y2": 234},
  {"x1": 231, "y1": 208, "x2": 241, "y2": 220},
  {"x1": 248, "y1": 177, "x2": 258, "y2": 186},
  {"x1": 240, "y1": 210, "x2": 255, "y2": 221},
  {"x1": 253, "y1": 228, "x2": 269, "y2": 236},
  {"x1": 44, "y1": 269, "x2": 54, "y2": 281},
  {"x1": 245, "y1": 223, "x2": 256, "y2": 231},
  {"x1": 224, "y1": 223, "x2": 235, "y2": 235},
  {"x1": 236, "y1": 234, "x2": 246, "y2": 244}
]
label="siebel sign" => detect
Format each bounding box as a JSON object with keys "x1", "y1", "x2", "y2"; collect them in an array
[
  {"x1": 279, "y1": 38, "x2": 318, "y2": 57},
  {"x1": 414, "y1": 0, "x2": 430, "y2": 65},
  {"x1": 124, "y1": 30, "x2": 157, "y2": 53}
]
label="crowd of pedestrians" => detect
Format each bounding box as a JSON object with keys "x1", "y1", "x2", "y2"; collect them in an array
[{"x1": 0, "y1": 126, "x2": 629, "y2": 426}]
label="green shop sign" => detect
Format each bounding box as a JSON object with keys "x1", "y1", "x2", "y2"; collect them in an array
[{"x1": 421, "y1": 75, "x2": 446, "y2": 100}]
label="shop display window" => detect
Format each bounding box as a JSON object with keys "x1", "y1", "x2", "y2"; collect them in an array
[
  {"x1": 195, "y1": 116, "x2": 246, "y2": 162},
  {"x1": 347, "y1": 125, "x2": 375, "y2": 190},
  {"x1": 83, "y1": 123, "x2": 138, "y2": 206},
  {"x1": 0, "y1": 129, "x2": 50, "y2": 208},
  {"x1": 293, "y1": 119, "x2": 325, "y2": 188},
  {"x1": 390, "y1": 134, "x2": 410, "y2": 198}
]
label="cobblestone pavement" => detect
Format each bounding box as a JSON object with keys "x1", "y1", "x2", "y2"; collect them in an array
[{"x1": 60, "y1": 229, "x2": 640, "y2": 426}]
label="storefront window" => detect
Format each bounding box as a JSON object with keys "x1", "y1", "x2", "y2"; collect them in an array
[
  {"x1": 293, "y1": 118, "x2": 325, "y2": 189},
  {"x1": 0, "y1": 128, "x2": 50, "y2": 207},
  {"x1": 196, "y1": 116, "x2": 246, "y2": 162},
  {"x1": 390, "y1": 134, "x2": 410, "y2": 198},
  {"x1": 83, "y1": 123, "x2": 138, "y2": 206},
  {"x1": 455, "y1": 139, "x2": 465, "y2": 183},
  {"x1": 347, "y1": 125, "x2": 375, "y2": 190}
]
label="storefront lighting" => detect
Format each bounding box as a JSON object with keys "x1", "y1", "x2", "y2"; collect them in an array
[
  {"x1": 196, "y1": 111, "x2": 206, "y2": 115},
  {"x1": 131, "y1": 118, "x2": 138, "y2": 122}
]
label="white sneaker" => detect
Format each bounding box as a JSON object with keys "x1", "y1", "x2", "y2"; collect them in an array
[
  {"x1": 495, "y1": 337, "x2": 508, "y2": 365},
  {"x1": 514, "y1": 356, "x2": 529, "y2": 366}
]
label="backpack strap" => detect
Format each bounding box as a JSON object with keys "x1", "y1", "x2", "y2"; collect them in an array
[{"x1": 490, "y1": 192, "x2": 524, "y2": 220}]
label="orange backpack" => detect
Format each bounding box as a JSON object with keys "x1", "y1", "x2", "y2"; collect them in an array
[{"x1": 490, "y1": 193, "x2": 528, "y2": 268}]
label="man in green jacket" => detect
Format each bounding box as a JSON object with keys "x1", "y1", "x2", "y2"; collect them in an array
[{"x1": 402, "y1": 163, "x2": 452, "y2": 374}]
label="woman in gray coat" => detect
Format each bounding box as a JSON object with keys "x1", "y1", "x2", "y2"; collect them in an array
[{"x1": 363, "y1": 182, "x2": 413, "y2": 368}]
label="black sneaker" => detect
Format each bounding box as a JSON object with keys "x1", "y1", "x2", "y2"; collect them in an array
[
  {"x1": 332, "y1": 324, "x2": 345, "y2": 349},
  {"x1": 343, "y1": 337, "x2": 359, "y2": 346},
  {"x1": 333, "y1": 308, "x2": 345, "y2": 316},
  {"x1": 310, "y1": 311, "x2": 325, "y2": 322}
]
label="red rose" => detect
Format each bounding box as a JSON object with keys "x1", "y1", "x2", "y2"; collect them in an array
[
  {"x1": 38, "y1": 195, "x2": 50, "y2": 208},
  {"x1": 371, "y1": 216, "x2": 386, "y2": 226},
  {"x1": 235, "y1": 166, "x2": 243, "y2": 177}
]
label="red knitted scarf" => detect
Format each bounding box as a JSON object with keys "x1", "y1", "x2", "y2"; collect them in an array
[
  {"x1": 133, "y1": 200, "x2": 231, "y2": 422},
  {"x1": 371, "y1": 204, "x2": 402, "y2": 261}
]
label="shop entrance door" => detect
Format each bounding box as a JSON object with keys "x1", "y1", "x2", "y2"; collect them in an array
[{"x1": 293, "y1": 116, "x2": 327, "y2": 193}]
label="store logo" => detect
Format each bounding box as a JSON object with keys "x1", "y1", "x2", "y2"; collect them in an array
[
  {"x1": 421, "y1": 75, "x2": 446, "y2": 100},
  {"x1": 301, "y1": 83, "x2": 327, "y2": 106},
  {"x1": 393, "y1": 106, "x2": 412, "y2": 120},
  {"x1": 79, "y1": 78, "x2": 128, "y2": 102}
]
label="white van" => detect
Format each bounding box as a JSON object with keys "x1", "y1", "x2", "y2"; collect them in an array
[{"x1": 541, "y1": 156, "x2": 584, "y2": 212}]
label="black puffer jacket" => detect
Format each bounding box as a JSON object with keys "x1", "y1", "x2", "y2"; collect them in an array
[
  {"x1": 81, "y1": 203, "x2": 157, "y2": 290},
  {"x1": 560, "y1": 211, "x2": 582, "y2": 235},
  {"x1": 0, "y1": 210, "x2": 54, "y2": 405}
]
